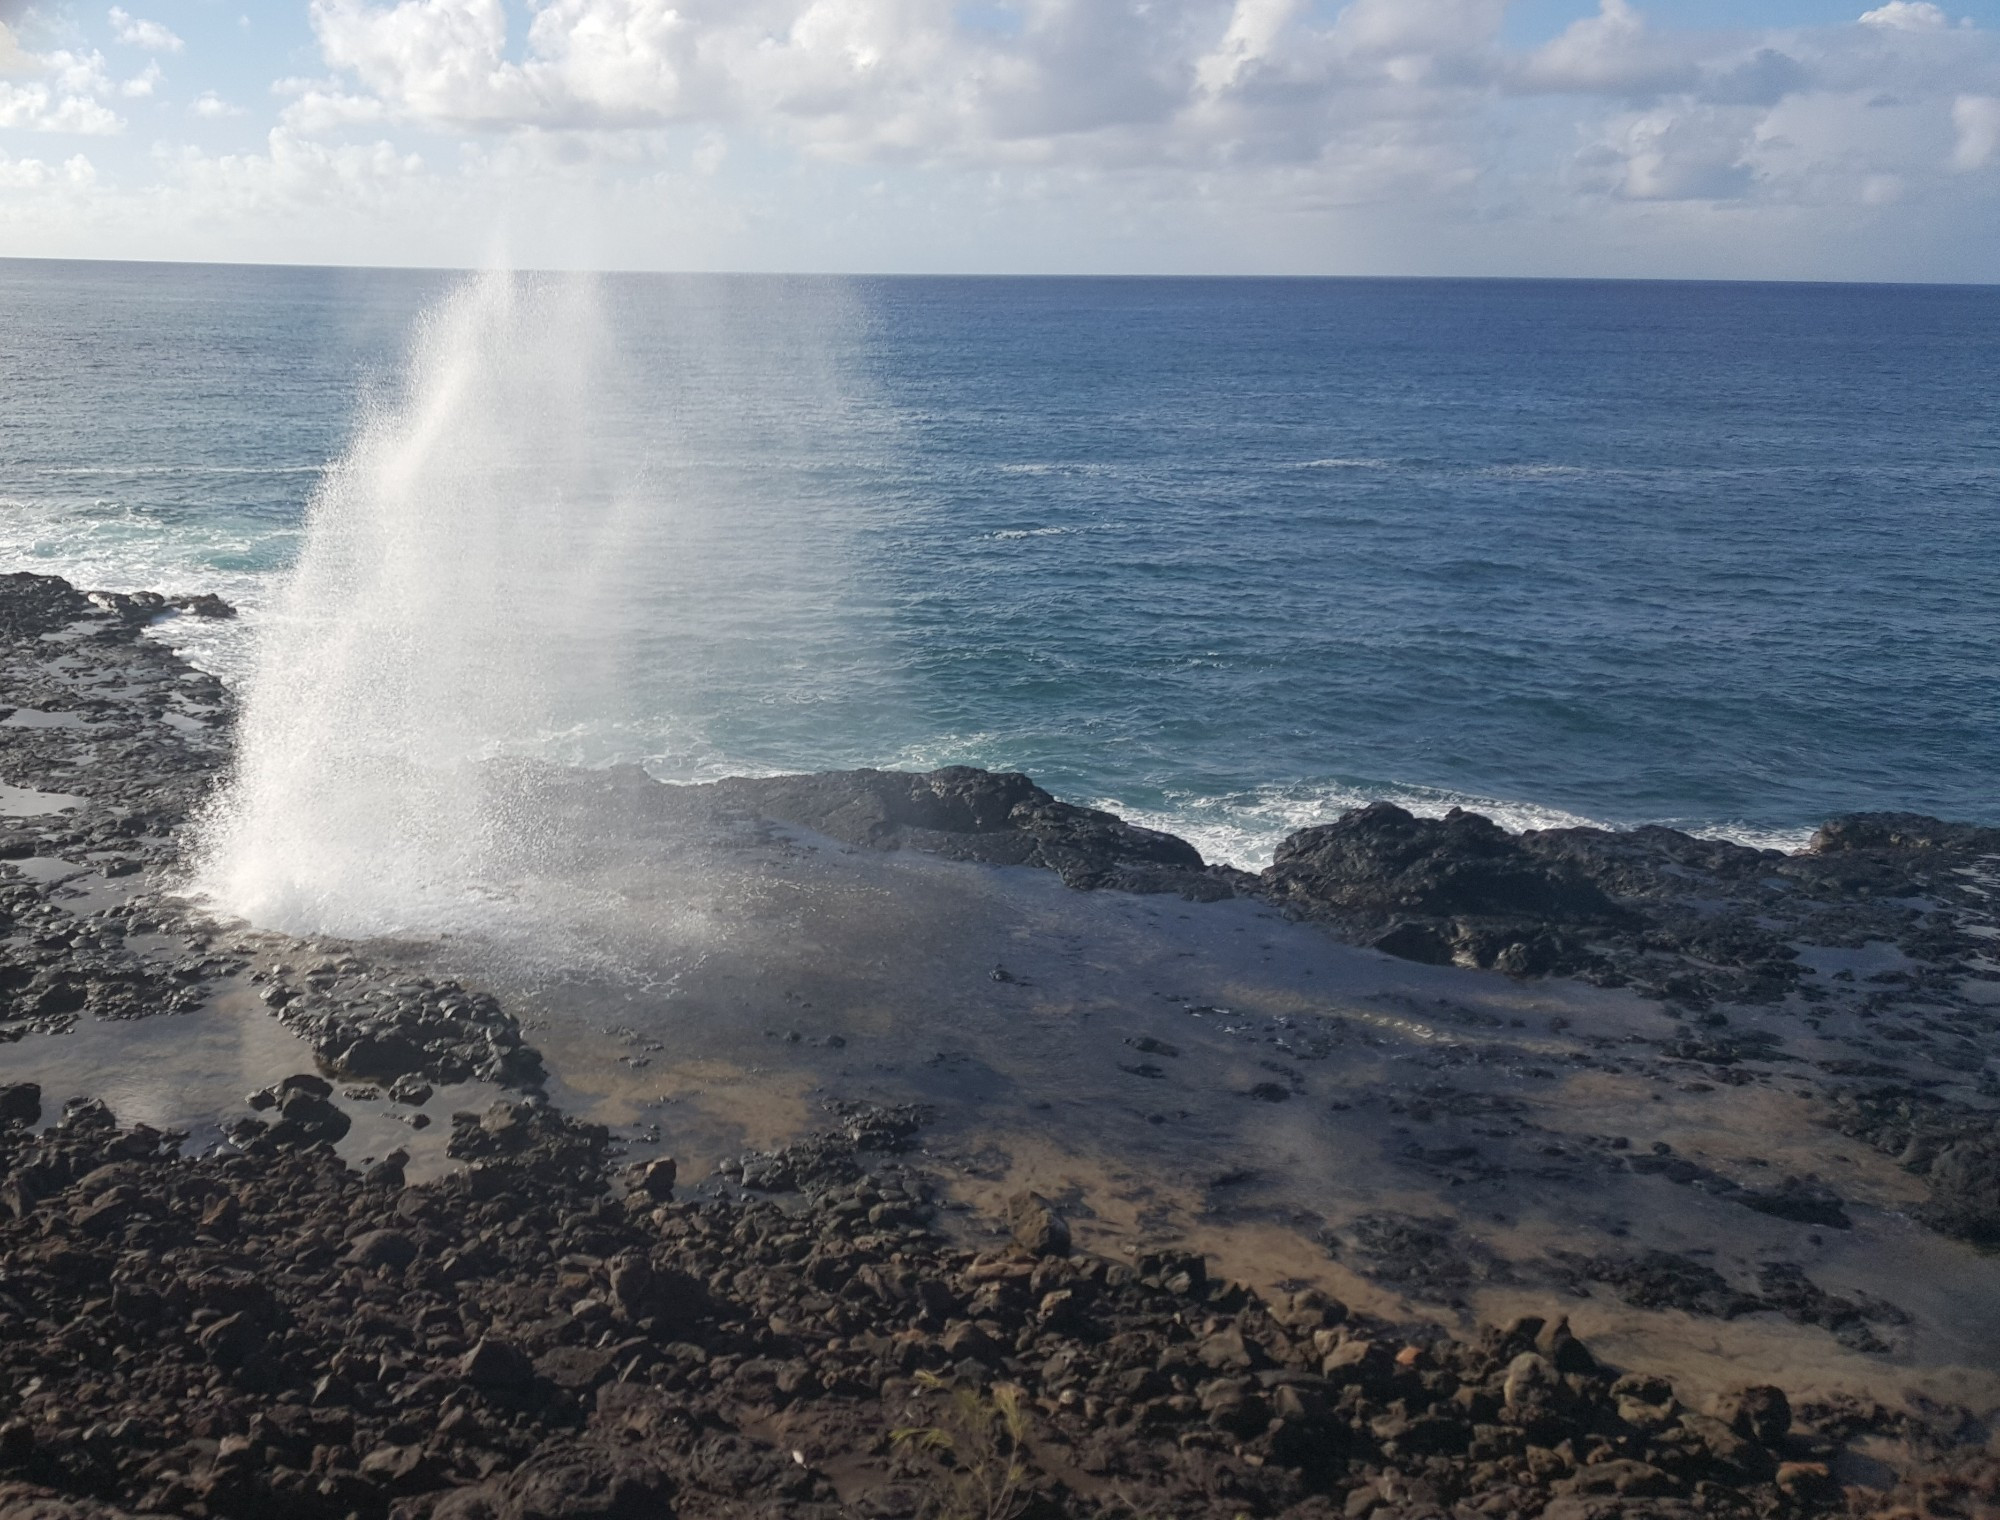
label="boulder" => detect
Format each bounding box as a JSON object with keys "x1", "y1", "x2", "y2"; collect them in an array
[
  {"x1": 1004, "y1": 1190, "x2": 1071, "y2": 1257},
  {"x1": 0, "y1": 1085, "x2": 40, "y2": 1129},
  {"x1": 1920, "y1": 1136, "x2": 2000, "y2": 1243},
  {"x1": 1264, "y1": 803, "x2": 1623, "y2": 926},
  {"x1": 625, "y1": 1156, "x2": 677, "y2": 1201},
  {"x1": 1714, "y1": 1384, "x2": 1791, "y2": 1447},
  {"x1": 343, "y1": 1228, "x2": 420, "y2": 1271},
  {"x1": 460, "y1": 1337, "x2": 536, "y2": 1392}
]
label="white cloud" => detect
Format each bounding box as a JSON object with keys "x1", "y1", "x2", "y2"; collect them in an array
[
  {"x1": 1858, "y1": 2, "x2": 1952, "y2": 30},
  {"x1": 109, "y1": 7, "x2": 185, "y2": 53},
  {"x1": 1953, "y1": 92, "x2": 2000, "y2": 168},
  {"x1": 0, "y1": 48, "x2": 125, "y2": 133},
  {"x1": 121, "y1": 59, "x2": 162, "y2": 97},
  {"x1": 3, "y1": 0, "x2": 1998, "y2": 276},
  {"x1": 278, "y1": 88, "x2": 387, "y2": 132},
  {"x1": 1519, "y1": 0, "x2": 1699, "y2": 96},
  {"x1": 1196, "y1": 0, "x2": 1302, "y2": 95},
  {"x1": 192, "y1": 89, "x2": 244, "y2": 119},
  {"x1": 0, "y1": 151, "x2": 97, "y2": 190},
  {"x1": 1573, "y1": 104, "x2": 1757, "y2": 200},
  {"x1": 0, "y1": 21, "x2": 33, "y2": 75}
]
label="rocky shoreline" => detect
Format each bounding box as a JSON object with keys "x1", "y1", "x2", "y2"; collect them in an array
[{"x1": 5, "y1": 570, "x2": 2000, "y2": 1518}]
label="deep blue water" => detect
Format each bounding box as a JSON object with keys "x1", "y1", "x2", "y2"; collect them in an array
[{"x1": 2, "y1": 259, "x2": 1995, "y2": 865}]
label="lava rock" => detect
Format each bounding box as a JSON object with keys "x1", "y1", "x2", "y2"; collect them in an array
[
  {"x1": 1919, "y1": 1136, "x2": 2000, "y2": 1244},
  {"x1": 1264, "y1": 802, "x2": 1624, "y2": 926},
  {"x1": 343, "y1": 1228, "x2": 420, "y2": 1270},
  {"x1": 1716, "y1": 1385, "x2": 1792, "y2": 1446},
  {"x1": 1004, "y1": 1190, "x2": 1072, "y2": 1257},
  {"x1": 0, "y1": 1085, "x2": 39, "y2": 1129},
  {"x1": 625, "y1": 1156, "x2": 677, "y2": 1201},
  {"x1": 460, "y1": 1336, "x2": 536, "y2": 1392}
]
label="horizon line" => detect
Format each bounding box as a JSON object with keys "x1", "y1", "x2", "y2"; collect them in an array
[{"x1": 2, "y1": 253, "x2": 1997, "y2": 291}]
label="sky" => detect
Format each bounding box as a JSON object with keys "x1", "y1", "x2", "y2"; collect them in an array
[{"x1": 1, "y1": 0, "x2": 1997, "y2": 277}]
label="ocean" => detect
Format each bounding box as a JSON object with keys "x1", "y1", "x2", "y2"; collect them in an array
[{"x1": 3, "y1": 258, "x2": 1996, "y2": 870}]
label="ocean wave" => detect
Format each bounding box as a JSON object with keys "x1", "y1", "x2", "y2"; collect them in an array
[
  {"x1": 25, "y1": 464, "x2": 327, "y2": 478},
  {"x1": 1098, "y1": 781, "x2": 1815, "y2": 872},
  {"x1": 0, "y1": 498, "x2": 276, "y2": 679},
  {"x1": 1292, "y1": 456, "x2": 1396, "y2": 471},
  {"x1": 1475, "y1": 463, "x2": 1591, "y2": 479},
  {"x1": 994, "y1": 462, "x2": 1118, "y2": 477},
  {"x1": 1682, "y1": 821, "x2": 1818, "y2": 854}
]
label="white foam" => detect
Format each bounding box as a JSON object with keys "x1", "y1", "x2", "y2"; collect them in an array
[
  {"x1": 994, "y1": 462, "x2": 1116, "y2": 477},
  {"x1": 0, "y1": 493, "x2": 280, "y2": 681},
  {"x1": 1098, "y1": 780, "x2": 1808, "y2": 871},
  {"x1": 1474, "y1": 463, "x2": 1591, "y2": 479}
]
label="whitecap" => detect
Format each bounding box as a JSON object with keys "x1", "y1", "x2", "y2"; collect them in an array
[{"x1": 1095, "y1": 780, "x2": 1813, "y2": 872}]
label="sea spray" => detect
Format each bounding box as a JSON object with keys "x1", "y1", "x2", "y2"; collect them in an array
[{"x1": 192, "y1": 269, "x2": 882, "y2": 945}]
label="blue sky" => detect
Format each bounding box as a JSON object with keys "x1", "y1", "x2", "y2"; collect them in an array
[{"x1": 3, "y1": 0, "x2": 1998, "y2": 277}]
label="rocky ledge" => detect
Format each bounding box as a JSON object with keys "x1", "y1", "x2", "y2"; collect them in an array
[
  {"x1": 700, "y1": 766, "x2": 1999, "y2": 1023},
  {"x1": 8, "y1": 570, "x2": 2000, "y2": 1517},
  {"x1": 684, "y1": 769, "x2": 2000, "y2": 1247}
]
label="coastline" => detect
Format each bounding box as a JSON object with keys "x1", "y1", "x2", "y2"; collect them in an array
[{"x1": 5, "y1": 570, "x2": 2000, "y2": 1518}]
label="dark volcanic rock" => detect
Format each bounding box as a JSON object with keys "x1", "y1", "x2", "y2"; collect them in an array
[
  {"x1": 704, "y1": 765, "x2": 1232, "y2": 898},
  {"x1": 1004, "y1": 1188, "x2": 1071, "y2": 1256},
  {"x1": 1811, "y1": 812, "x2": 2000, "y2": 856},
  {"x1": 1266, "y1": 802, "x2": 1625, "y2": 925},
  {"x1": 0, "y1": 1099, "x2": 1874, "y2": 1520},
  {"x1": 0, "y1": 1085, "x2": 39, "y2": 1129},
  {"x1": 1255, "y1": 789, "x2": 2000, "y2": 1050},
  {"x1": 1917, "y1": 1134, "x2": 2000, "y2": 1244}
]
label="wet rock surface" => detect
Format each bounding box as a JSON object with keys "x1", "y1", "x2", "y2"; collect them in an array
[
  {"x1": 697, "y1": 766, "x2": 1234, "y2": 899},
  {"x1": 8, "y1": 570, "x2": 2000, "y2": 1514},
  {"x1": 1, "y1": 574, "x2": 541, "y2": 1092},
  {"x1": 1259, "y1": 800, "x2": 2000, "y2": 1022}
]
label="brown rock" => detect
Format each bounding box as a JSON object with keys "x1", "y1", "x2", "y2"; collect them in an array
[
  {"x1": 1554, "y1": 1459, "x2": 1675, "y2": 1497},
  {"x1": 459, "y1": 1337, "x2": 535, "y2": 1392},
  {"x1": 1775, "y1": 1460, "x2": 1837, "y2": 1501},
  {"x1": 358, "y1": 1444, "x2": 429, "y2": 1488},
  {"x1": 941, "y1": 1321, "x2": 999, "y2": 1362},
  {"x1": 342, "y1": 1228, "x2": 419, "y2": 1270},
  {"x1": 625, "y1": 1157, "x2": 677, "y2": 1201},
  {"x1": 1003, "y1": 1190, "x2": 1071, "y2": 1257},
  {"x1": 1714, "y1": 1384, "x2": 1791, "y2": 1446}
]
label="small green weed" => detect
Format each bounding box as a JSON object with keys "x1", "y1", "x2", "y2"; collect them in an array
[{"x1": 891, "y1": 1369, "x2": 1035, "y2": 1520}]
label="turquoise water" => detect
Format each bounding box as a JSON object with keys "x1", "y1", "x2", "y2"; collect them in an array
[{"x1": 2, "y1": 260, "x2": 1995, "y2": 866}]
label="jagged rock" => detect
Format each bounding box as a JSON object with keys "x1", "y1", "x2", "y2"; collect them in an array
[
  {"x1": 343, "y1": 1228, "x2": 420, "y2": 1270},
  {"x1": 0, "y1": 1086, "x2": 39, "y2": 1129},
  {"x1": 703, "y1": 766, "x2": 1227, "y2": 898},
  {"x1": 1264, "y1": 803, "x2": 1624, "y2": 926},
  {"x1": 1004, "y1": 1190, "x2": 1071, "y2": 1257},
  {"x1": 1919, "y1": 1136, "x2": 2000, "y2": 1244},
  {"x1": 1811, "y1": 813, "x2": 2000, "y2": 855},
  {"x1": 1716, "y1": 1385, "x2": 1792, "y2": 1446},
  {"x1": 0, "y1": 1486, "x2": 171, "y2": 1520},
  {"x1": 625, "y1": 1156, "x2": 677, "y2": 1201},
  {"x1": 460, "y1": 1337, "x2": 536, "y2": 1392}
]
